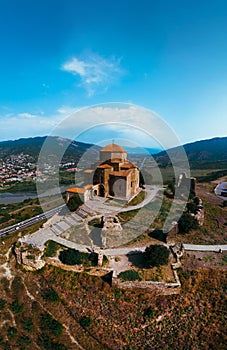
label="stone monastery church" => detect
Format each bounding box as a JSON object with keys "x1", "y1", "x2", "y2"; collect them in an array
[{"x1": 66, "y1": 143, "x2": 140, "y2": 203}]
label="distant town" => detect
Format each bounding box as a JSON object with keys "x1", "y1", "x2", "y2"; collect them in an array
[{"x1": 0, "y1": 152, "x2": 83, "y2": 190}]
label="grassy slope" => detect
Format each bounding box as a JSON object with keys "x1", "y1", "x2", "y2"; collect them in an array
[{"x1": 0, "y1": 261, "x2": 226, "y2": 350}]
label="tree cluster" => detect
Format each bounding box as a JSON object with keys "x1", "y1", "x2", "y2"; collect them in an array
[{"x1": 143, "y1": 245, "x2": 169, "y2": 267}]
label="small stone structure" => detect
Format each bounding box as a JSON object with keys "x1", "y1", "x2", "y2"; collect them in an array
[
  {"x1": 14, "y1": 242, "x2": 46, "y2": 270},
  {"x1": 193, "y1": 198, "x2": 205, "y2": 225},
  {"x1": 94, "y1": 248, "x2": 104, "y2": 266},
  {"x1": 101, "y1": 214, "x2": 123, "y2": 248}
]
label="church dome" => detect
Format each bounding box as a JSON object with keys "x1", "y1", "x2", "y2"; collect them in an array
[{"x1": 100, "y1": 143, "x2": 126, "y2": 153}]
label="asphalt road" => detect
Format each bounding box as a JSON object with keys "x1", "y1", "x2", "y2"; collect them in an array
[{"x1": 0, "y1": 204, "x2": 66, "y2": 237}]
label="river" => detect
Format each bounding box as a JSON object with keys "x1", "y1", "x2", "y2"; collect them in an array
[{"x1": 0, "y1": 185, "x2": 75, "y2": 205}]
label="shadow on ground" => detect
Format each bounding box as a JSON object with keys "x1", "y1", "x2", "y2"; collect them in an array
[
  {"x1": 127, "y1": 251, "x2": 146, "y2": 268},
  {"x1": 149, "y1": 229, "x2": 167, "y2": 243}
]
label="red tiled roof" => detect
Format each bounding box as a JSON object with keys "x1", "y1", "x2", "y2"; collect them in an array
[
  {"x1": 100, "y1": 143, "x2": 126, "y2": 153},
  {"x1": 66, "y1": 187, "x2": 85, "y2": 194},
  {"x1": 97, "y1": 164, "x2": 113, "y2": 169}
]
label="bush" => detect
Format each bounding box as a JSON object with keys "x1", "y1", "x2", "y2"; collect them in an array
[
  {"x1": 143, "y1": 307, "x2": 155, "y2": 318},
  {"x1": 143, "y1": 245, "x2": 169, "y2": 267},
  {"x1": 40, "y1": 313, "x2": 63, "y2": 337},
  {"x1": 186, "y1": 202, "x2": 198, "y2": 214},
  {"x1": 7, "y1": 327, "x2": 17, "y2": 339},
  {"x1": 178, "y1": 212, "x2": 199, "y2": 233},
  {"x1": 118, "y1": 270, "x2": 141, "y2": 281},
  {"x1": 0, "y1": 298, "x2": 6, "y2": 310},
  {"x1": 42, "y1": 287, "x2": 60, "y2": 302},
  {"x1": 44, "y1": 240, "x2": 60, "y2": 257},
  {"x1": 59, "y1": 248, "x2": 96, "y2": 266},
  {"x1": 67, "y1": 194, "x2": 83, "y2": 211},
  {"x1": 38, "y1": 334, "x2": 68, "y2": 350},
  {"x1": 102, "y1": 255, "x2": 108, "y2": 266},
  {"x1": 22, "y1": 317, "x2": 33, "y2": 332},
  {"x1": 223, "y1": 200, "x2": 227, "y2": 207},
  {"x1": 17, "y1": 335, "x2": 31, "y2": 346},
  {"x1": 9, "y1": 300, "x2": 23, "y2": 314},
  {"x1": 79, "y1": 316, "x2": 92, "y2": 328}
]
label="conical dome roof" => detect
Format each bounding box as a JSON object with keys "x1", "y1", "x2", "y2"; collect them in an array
[{"x1": 100, "y1": 143, "x2": 126, "y2": 153}]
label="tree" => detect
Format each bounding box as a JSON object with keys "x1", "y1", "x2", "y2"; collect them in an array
[
  {"x1": 9, "y1": 300, "x2": 23, "y2": 314},
  {"x1": 59, "y1": 249, "x2": 96, "y2": 266},
  {"x1": 59, "y1": 249, "x2": 84, "y2": 265},
  {"x1": 223, "y1": 200, "x2": 227, "y2": 207},
  {"x1": 0, "y1": 299, "x2": 6, "y2": 310},
  {"x1": 118, "y1": 270, "x2": 141, "y2": 281},
  {"x1": 67, "y1": 194, "x2": 82, "y2": 211},
  {"x1": 186, "y1": 202, "x2": 198, "y2": 214},
  {"x1": 80, "y1": 316, "x2": 92, "y2": 328},
  {"x1": 40, "y1": 313, "x2": 63, "y2": 337},
  {"x1": 143, "y1": 245, "x2": 169, "y2": 267},
  {"x1": 178, "y1": 212, "x2": 198, "y2": 234},
  {"x1": 42, "y1": 287, "x2": 60, "y2": 302}
]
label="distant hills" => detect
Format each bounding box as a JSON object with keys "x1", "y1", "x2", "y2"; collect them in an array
[
  {"x1": 0, "y1": 136, "x2": 95, "y2": 163},
  {"x1": 0, "y1": 136, "x2": 226, "y2": 168},
  {"x1": 155, "y1": 137, "x2": 227, "y2": 169}
]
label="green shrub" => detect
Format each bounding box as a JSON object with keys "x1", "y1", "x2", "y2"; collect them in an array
[
  {"x1": 79, "y1": 316, "x2": 92, "y2": 328},
  {"x1": 7, "y1": 327, "x2": 17, "y2": 339},
  {"x1": 0, "y1": 298, "x2": 6, "y2": 310},
  {"x1": 17, "y1": 335, "x2": 31, "y2": 346},
  {"x1": 118, "y1": 270, "x2": 141, "y2": 281},
  {"x1": 42, "y1": 287, "x2": 60, "y2": 302},
  {"x1": 38, "y1": 334, "x2": 68, "y2": 350},
  {"x1": 143, "y1": 307, "x2": 155, "y2": 318},
  {"x1": 143, "y1": 245, "x2": 169, "y2": 267},
  {"x1": 114, "y1": 289, "x2": 123, "y2": 299},
  {"x1": 67, "y1": 194, "x2": 83, "y2": 211},
  {"x1": 22, "y1": 317, "x2": 34, "y2": 332},
  {"x1": 59, "y1": 248, "x2": 96, "y2": 266},
  {"x1": 44, "y1": 240, "x2": 60, "y2": 257},
  {"x1": 40, "y1": 313, "x2": 63, "y2": 337},
  {"x1": 178, "y1": 212, "x2": 199, "y2": 233},
  {"x1": 186, "y1": 202, "x2": 198, "y2": 214},
  {"x1": 102, "y1": 255, "x2": 108, "y2": 266},
  {"x1": 9, "y1": 300, "x2": 23, "y2": 314}
]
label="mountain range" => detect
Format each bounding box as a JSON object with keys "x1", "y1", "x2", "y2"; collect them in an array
[
  {"x1": 0, "y1": 136, "x2": 95, "y2": 163},
  {"x1": 154, "y1": 136, "x2": 227, "y2": 169},
  {"x1": 0, "y1": 136, "x2": 226, "y2": 168}
]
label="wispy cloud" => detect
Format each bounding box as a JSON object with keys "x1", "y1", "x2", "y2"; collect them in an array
[
  {"x1": 62, "y1": 53, "x2": 124, "y2": 96},
  {"x1": 0, "y1": 112, "x2": 62, "y2": 141}
]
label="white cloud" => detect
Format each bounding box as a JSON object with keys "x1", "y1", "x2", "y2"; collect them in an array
[
  {"x1": 62, "y1": 53, "x2": 124, "y2": 96},
  {"x1": 0, "y1": 112, "x2": 63, "y2": 141},
  {"x1": 51, "y1": 104, "x2": 182, "y2": 149},
  {"x1": 0, "y1": 104, "x2": 183, "y2": 149},
  {"x1": 18, "y1": 112, "x2": 36, "y2": 119},
  {"x1": 57, "y1": 105, "x2": 78, "y2": 115}
]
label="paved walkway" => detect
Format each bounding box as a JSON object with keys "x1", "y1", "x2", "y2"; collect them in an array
[
  {"x1": 183, "y1": 244, "x2": 227, "y2": 252},
  {"x1": 85, "y1": 185, "x2": 161, "y2": 214}
]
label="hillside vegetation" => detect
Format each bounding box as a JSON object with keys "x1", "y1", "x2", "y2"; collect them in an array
[
  {"x1": 155, "y1": 136, "x2": 227, "y2": 169},
  {"x1": 0, "y1": 258, "x2": 226, "y2": 349}
]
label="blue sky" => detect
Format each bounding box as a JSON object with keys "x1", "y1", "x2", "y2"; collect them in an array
[{"x1": 0, "y1": 0, "x2": 227, "y2": 147}]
